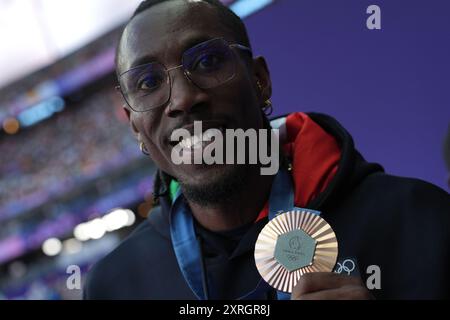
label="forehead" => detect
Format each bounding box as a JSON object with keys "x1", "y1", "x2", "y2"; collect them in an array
[{"x1": 118, "y1": 1, "x2": 235, "y2": 72}]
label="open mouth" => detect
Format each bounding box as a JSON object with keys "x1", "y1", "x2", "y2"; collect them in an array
[{"x1": 169, "y1": 122, "x2": 227, "y2": 152}]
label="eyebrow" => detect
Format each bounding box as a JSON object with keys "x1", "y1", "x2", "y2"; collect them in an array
[{"x1": 128, "y1": 35, "x2": 215, "y2": 70}]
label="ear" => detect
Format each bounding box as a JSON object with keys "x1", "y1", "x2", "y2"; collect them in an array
[
  {"x1": 252, "y1": 56, "x2": 272, "y2": 101},
  {"x1": 123, "y1": 106, "x2": 140, "y2": 139}
]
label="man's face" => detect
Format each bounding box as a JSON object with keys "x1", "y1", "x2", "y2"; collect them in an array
[{"x1": 117, "y1": 1, "x2": 271, "y2": 194}]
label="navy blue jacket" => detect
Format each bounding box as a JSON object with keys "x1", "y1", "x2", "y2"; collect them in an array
[{"x1": 84, "y1": 113, "x2": 450, "y2": 299}]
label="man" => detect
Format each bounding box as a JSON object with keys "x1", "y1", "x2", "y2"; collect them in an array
[{"x1": 84, "y1": 0, "x2": 450, "y2": 299}]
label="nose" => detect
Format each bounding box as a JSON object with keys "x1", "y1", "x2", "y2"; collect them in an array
[{"x1": 164, "y1": 68, "x2": 209, "y2": 118}]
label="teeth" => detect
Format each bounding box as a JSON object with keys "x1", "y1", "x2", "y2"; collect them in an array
[
  {"x1": 178, "y1": 134, "x2": 202, "y2": 149},
  {"x1": 179, "y1": 139, "x2": 188, "y2": 149},
  {"x1": 175, "y1": 127, "x2": 224, "y2": 149}
]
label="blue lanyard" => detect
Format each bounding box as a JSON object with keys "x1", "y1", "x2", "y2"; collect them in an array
[{"x1": 169, "y1": 169, "x2": 321, "y2": 300}]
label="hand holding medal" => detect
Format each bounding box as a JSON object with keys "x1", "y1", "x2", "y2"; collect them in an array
[
  {"x1": 254, "y1": 209, "x2": 338, "y2": 293},
  {"x1": 255, "y1": 209, "x2": 372, "y2": 299}
]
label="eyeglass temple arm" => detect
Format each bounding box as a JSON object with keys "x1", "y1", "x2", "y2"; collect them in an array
[{"x1": 231, "y1": 44, "x2": 253, "y2": 56}]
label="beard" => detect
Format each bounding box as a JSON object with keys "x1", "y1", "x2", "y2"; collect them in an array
[{"x1": 179, "y1": 164, "x2": 251, "y2": 207}]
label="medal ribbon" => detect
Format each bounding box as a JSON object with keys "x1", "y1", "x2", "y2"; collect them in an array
[{"x1": 169, "y1": 168, "x2": 321, "y2": 300}]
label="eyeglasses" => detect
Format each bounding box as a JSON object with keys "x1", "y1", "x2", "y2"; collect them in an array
[{"x1": 117, "y1": 38, "x2": 252, "y2": 112}]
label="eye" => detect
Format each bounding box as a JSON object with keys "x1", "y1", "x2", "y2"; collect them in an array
[
  {"x1": 192, "y1": 52, "x2": 224, "y2": 72},
  {"x1": 137, "y1": 73, "x2": 164, "y2": 91}
]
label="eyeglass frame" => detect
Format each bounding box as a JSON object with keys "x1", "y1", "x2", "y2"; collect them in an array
[{"x1": 115, "y1": 37, "x2": 253, "y2": 112}]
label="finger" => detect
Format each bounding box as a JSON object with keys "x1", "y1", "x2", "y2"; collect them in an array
[
  {"x1": 292, "y1": 272, "x2": 363, "y2": 298},
  {"x1": 293, "y1": 285, "x2": 373, "y2": 300}
]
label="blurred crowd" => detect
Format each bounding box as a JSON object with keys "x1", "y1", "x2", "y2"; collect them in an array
[
  {"x1": 0, "y1": 87, "x2": 141, "y2": 221},
  {"x1": 0, "y1": 84, "x2": 149, "y2": 299}
]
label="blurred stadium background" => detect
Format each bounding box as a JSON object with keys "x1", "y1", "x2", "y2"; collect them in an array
[
  {"x1": 0, "y1": 0, "x2": 276, "y2": 300},
  {"x1": 0, "y1": 0, "x2": 448, "y2": 299}
]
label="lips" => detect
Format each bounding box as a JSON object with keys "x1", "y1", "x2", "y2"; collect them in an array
[
  {"x1": 177, "y1": 129, "x2": 220, "y2": 149},
  {"x1": 168, "y1": 120, "x2": 227, "y2": 150}
]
